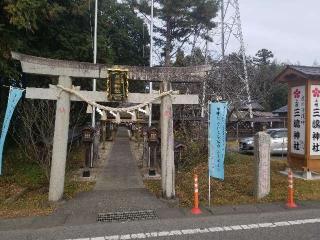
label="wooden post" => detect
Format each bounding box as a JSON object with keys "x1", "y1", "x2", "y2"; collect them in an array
[
  {"x1": 48, "y1": 76, "x2": 71, "y2": 202},
  {"x1": 160, "y1": 81, "x2": 175, "y2": 198}
]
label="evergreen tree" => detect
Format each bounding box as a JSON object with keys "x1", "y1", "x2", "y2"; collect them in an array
[
  {"x1": 174, "y1": 47, "x2": 208, "y2": 67},
  {"x1": 128, "y1": 0, "x2": 219, "y2": 66},
  {"x1": 0, "y1": 0, "x2": 149, "y2": 116},
  {"x1": 253, "y1": 48, "x2": 274, "y2": 65},
  {"x1": 0, "y1": 0, "x2": 149, "y2": 79}
]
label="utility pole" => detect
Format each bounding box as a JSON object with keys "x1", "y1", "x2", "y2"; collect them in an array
[
  {"x1": 148, "y1": 0, "x2": 154, "y2": 175},
  {"x1": 220, "y1": 0, "x2": 226, "y2": 100},
  {"x1": 149, "y1": 0, "x2": 154, "y2": 127},
  {"x1": 201, "y1": 38, "x2": 209, "y2": 118},
  {"x1": 91, "y1": 0, "x2": 98, "y2": 167}
]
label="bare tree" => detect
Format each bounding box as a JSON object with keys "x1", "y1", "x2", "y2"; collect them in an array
[
  {"x1": 12, "y1": 100, "x2": 55, "y2": 180},
  {"x1": 12, "y1": 99, "x2": 86, "y2": 181}
]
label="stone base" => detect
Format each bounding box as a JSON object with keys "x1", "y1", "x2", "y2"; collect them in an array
[
  {"x1": 280, "y1": 168, "x2": 320, "y2": 180},
  {"x1": 160, "y1": 197, "x2": 179, "y2": 208},
  {"x1": 75, "y1": 168, "x2": 97, "y2": 181},
  {"x1": 143, "y1": 173, "x2": 161, "y2": 180},
  {"x1": 149, "y1": 169, "x2": 156, "y2": 176},
  {"x1": 82, "y1": 170, "x2": 91, "y2": 178}
]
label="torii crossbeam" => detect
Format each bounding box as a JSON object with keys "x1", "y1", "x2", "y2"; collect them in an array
[{"x1": 12, "y1": 52, "x2": 209, "y2": 201}]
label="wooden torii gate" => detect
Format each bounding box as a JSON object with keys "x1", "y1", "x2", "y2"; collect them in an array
[{"x1": 12, "y1": 52, "x2": 210, "y2": 201}]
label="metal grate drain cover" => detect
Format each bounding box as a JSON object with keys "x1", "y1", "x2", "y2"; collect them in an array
[{"x1": 97, "y1": 210, "x2": 158, "y2": 223}]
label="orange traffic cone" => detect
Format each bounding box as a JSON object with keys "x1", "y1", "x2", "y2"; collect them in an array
[
  {"x1": 286, "y1": 169, "x2": 297, "y2": 208},
  {"x1": 191, "y1": 174, "x2": 202, "y2": 215}
]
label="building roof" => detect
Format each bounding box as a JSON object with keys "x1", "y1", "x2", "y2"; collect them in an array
[
  {"x1": 229, "y1": 111, "x2": 276, "y2": 122},
  {"x1": 253, "y1": 111, "x2": 275, "y2": 117},
  {"x1": 275, "y1": 65, "x2": 320, "y2": 82},
  {"x1": 239, "y1": 102, "x2": 264, "y2": 111},
  {"x1": 290, "y1": 65, "x2": 320, "y2": 77},
  {"x1": 273, "y1": 105, "x2": 288, "y2": 114},
  {"x1": 245, "y1": 117, "x2": 285, "y2": 123}
]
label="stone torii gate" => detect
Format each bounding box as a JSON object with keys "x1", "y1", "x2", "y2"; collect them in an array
[{"x1": 12, "y1": 52, "x2": 210, "y2": 201}]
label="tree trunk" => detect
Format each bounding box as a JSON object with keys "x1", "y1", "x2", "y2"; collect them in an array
[{"x1": 164, "y1": 17, "x2": 172, "y2": 67}]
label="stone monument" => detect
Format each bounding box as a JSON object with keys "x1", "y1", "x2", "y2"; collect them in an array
[{"x1": 254, "y1": 131, "x2": 271, "y2": 199}]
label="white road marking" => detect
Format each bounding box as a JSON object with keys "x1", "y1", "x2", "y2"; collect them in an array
[{"x1": 72, "y1": 218, "x2": 320, "y2": 240}]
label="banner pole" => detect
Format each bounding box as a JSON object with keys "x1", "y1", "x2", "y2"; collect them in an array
[
  {"x1": 208, "y1": 101, "x2": 211, "y2": 208},
  {"x1": 208, "y1": 174, "x2": 211, "y2": 208}
]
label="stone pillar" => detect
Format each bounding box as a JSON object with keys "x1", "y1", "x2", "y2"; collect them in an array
[
  {"x1": 160, "y1": 81, "x2": 175, "y2": 198},
  {"x1": 254, "y1": 131, "x2": 271, "y2": 199},
  {"x1": 49, "y1": 76, "x2": 72, "y2": 201}
]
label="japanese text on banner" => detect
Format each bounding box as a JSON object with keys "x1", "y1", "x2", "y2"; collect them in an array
[{"x1": 209, "y1": 102, "x2": 228, "y2": 180}]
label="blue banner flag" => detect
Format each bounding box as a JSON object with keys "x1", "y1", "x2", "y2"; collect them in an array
[
  {"x1": 208, "y1": 102, "x2": 228, "y2": 180},
  {"x1": 0, "y1": 87, "x2": 24, "y2": 175}
]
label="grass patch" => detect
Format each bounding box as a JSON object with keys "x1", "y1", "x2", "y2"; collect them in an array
[
  {"x1": 0, "y1": 145, "x2": 94, "y2": 219},
  {"x1": 227, "y1": 140, "x2": 239, "y2": 150},
  {"x1": 64, "y1": 181, "x2": 95, "y2": 200},
  {"x1": 144, "y1": 152, "x2": 320, "y2": 208},
  {"x1": 144, "y1": 180, "x2": 162, "y2": 198},
  {"x1": 177, "y1": 153, "x2": 320, "y2": 207}
]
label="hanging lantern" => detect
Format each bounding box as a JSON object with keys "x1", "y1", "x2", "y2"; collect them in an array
[{"x1": 106, "y1": 69, "x2": 129, "y2": 101}]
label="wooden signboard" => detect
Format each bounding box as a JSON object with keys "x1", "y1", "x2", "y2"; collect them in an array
[{"x1": 275, "y1": 66, "x2": 320, "y2": 172}]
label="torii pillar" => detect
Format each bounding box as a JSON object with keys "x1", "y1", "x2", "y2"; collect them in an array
[
  {"x1": 49, "y1": 76, "x2": 71, "y2": 201},
  {"x1": 161, "y1": 81, "x2": 175, "y2": 198}
]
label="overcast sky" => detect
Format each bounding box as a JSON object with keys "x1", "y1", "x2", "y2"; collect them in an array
[
  {"x1": 133, "y1": 0, "x2": 319, "y2": 65},
  {"x1": 238, "y1": 0, "x2": 320, "y2": 65}
]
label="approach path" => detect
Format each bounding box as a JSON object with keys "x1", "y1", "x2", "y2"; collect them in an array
[
  {"x1": 53, "y1": 127, "x2": 174, "y2": 226},
  {"x1": 94, "y1": 127, "x2": 144, "y2": 191},
  {"x1": 0, "y1": 127, "x2": 181, "y2": 231}
]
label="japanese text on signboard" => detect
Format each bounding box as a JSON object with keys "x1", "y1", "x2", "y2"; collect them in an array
[
  {"x1": 291, "y1": 86, "x2": 305, "y2": 155},
  {"x1": 310, "y1": 85, "x2": 320, "y2": 155}
]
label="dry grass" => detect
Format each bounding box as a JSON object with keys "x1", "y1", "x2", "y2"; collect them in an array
[
  {"x1": 0, "y1": 145, "x2": 95, "y2": 219},
  {"x1": 227, "y1": 140, "x2": 239, "y2": 150},
  {"x1": 145, "y1": 152, "x2": 320, "y2": 207}
]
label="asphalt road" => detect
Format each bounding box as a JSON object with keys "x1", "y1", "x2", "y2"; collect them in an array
[{"x1": 1, "y1": 207, "x2": 319, "y2": 240}]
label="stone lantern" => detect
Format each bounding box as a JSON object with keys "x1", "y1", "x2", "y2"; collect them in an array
[
  {"x1": 81, "y1": 126, "x2": 95, "y2": 177},
  {"x1": 148, "y1": 127, "x2": 159, "y2": 176}
]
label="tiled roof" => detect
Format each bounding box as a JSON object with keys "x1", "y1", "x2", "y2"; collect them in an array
[
  {"x1": 274, "y1": 65, "x2": 320, "y2": 82},
  {"x1": 273, "y1": 105, "x2": 288, "y2": 113},
  {"x1": 290, "y1": 65, "x2": 320, "y2": 78},
  {"x1": 253, "y1": 111, "x2": 275, "y2": 117},
  {"x1": 240, "y1": 102, "x2": 264, "y2": 111}
]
